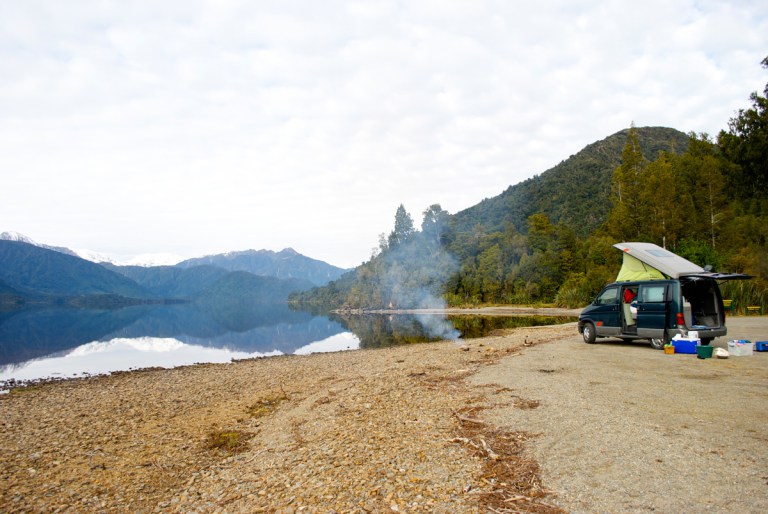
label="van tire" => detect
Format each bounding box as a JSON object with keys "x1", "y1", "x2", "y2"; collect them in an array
[
  {"x1": 582, "y1": 322, "x2": 597, "y2": 344},
  {"x1": 700, "y1": 338, "x2": 712, "y2": 345},
  {"x1": 649, "y1": 332, "x2": 669, "y2": 350}
]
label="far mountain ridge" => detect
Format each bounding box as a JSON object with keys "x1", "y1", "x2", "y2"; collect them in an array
[
  {"x1": 0, "y1": 240, "x2": 324, "y2": 308},
  {"x1": 0, "y1": 240, "x2": 152, "y2": 301},
  {"x1": 0, "y1": 231, "x2": 347, "y2": 285},
  {"x1": 0, "y1": 232, "x2": 183, "y2": 267},
  {"x1": 176, "y1": 248, "x2": 349, "y2": 287}
]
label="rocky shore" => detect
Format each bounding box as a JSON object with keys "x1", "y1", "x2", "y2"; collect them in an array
[{"x1": 1, "y1": 316, "x2": 766, "y2": 513}]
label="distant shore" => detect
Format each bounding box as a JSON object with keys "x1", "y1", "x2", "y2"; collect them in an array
[{"x1": 334, "y1": 305, "x2": 582, "y2": 317}]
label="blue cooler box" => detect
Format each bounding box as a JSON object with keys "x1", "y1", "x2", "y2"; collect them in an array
[
  {"x1": 756, "y1": 341, "x2": 768, "y2": 352},
  {"x1": 672, "y1": 338, "x2": 699, "y2": 354}
]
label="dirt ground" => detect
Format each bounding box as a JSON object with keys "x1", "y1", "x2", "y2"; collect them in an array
[
  {"x1": 471, "y1": 316, "x2": 768, "y2": 513},
  {"x1": 1, "y1": 313, "x2": 766, "y2": 513}
]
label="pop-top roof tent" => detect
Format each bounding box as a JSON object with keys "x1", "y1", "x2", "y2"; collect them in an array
[{"x1": 614, "y1": 242, "x2": 751, "y2": 282}]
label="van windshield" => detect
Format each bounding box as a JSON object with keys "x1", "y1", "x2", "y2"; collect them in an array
[{"x1": 597, "y1": 287, "x2": 619, "y2": 305}]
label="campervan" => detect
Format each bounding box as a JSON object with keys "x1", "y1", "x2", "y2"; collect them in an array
[{"x1": 578, "y1": 242, "x2": 750, "y2": 349}]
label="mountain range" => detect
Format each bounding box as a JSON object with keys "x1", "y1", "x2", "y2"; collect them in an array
[
  {"x1": 176, "y1": 248, "x2": 345, "y2": 286},
  {"x1": 1, "y1": 231, "x2": 182, "y2": 267},
  {"x1": 0, "y1": 236, "x2": 349, "y2": 308},
  {"x1": 2, "y1": 126, "x2": 692, "y2": 311}
]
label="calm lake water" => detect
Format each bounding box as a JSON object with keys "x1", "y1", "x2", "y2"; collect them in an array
[{"x1": 0, "y1": 303, "x2": 575, "y2": 389}]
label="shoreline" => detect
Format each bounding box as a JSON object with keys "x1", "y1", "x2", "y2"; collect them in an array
[
  {"x1": 1, "y1": 322, "x2": 574, "y2": 513},
  {"x1": 2, "y1": 316, "x2": 766, "y2": 512},
  {"x1": 1, "y1": 307, "x2": 579, "y2": 394},
  {"x1": 334, "y1": 305, "x2": 582, "y2": 317}
]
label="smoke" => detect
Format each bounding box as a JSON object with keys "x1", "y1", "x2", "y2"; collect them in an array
[
  {"x1": 379, "y1": 241, "x2": 461, "y2": 341},
  {"x1": 414, "y1": 312, "x2": 461, "y2": 341}
]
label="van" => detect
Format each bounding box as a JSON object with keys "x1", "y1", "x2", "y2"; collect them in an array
[{"x1": 578, "y1": 242, "x2": 749, "y2": 349}]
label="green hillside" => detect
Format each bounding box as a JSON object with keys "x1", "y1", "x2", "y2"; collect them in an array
[
  {"x1": 0, "y1": 240, "x2": 151, "y2": 300},
  {"x1": 451, "y1": 127, "x2": 690, "y2": 237}
]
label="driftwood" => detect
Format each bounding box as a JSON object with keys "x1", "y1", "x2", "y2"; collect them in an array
[
  {"x1": 452, "y1": 410, "x2": 486, "y2": 425},
  {"x1": 449, "y1": 437, "x2": 500, "y2": 461}
]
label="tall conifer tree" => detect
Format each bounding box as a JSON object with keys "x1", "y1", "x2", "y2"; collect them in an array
[{"x1": 606, "y1": 124, "x2": 648, "y2": 239}]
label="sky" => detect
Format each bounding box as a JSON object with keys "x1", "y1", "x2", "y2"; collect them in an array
[{"x1": 1, "y1": 1, "x2": 767, "y2": 268}]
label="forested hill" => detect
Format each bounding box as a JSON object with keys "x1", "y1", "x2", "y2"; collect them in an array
[
  {"x1": 294, "y1": 54, "x2": 768, "y2": 311},
  {"x1": 451, "y1": 126, "x2": 690, "y2": 237}
]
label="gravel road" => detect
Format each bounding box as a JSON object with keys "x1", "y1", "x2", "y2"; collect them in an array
[{"x1": 471, "y1": 316, "x2": 768, "y2": 513}]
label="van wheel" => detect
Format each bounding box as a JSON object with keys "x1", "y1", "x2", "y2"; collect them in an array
[
  {"x1": 649, "y1": 332, "x2": 669, "y2": 350},
  {"x1": 700, "y1": 338, "x2": 712, "y2": 345},
  {"x1": 582, "y1": 322, "x2": 597, "y2": 344}
]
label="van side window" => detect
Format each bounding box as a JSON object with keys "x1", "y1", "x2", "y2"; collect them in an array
[
  {"x1": 596, "y1": 287, "x2": 619, "y2": 305},
  {"x1": 641, "y1": 285, "x2": 666, "y2": 303}
]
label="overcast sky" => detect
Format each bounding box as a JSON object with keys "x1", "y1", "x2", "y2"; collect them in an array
[{"x1": 1, "y1": 1, "x2": 766, "y2": 268}]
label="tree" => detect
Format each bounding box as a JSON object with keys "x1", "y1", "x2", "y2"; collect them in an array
[
  {"x1": 527, "y1": 213, "x2": 553, "y2": 252},
  {"x1": 387, "y1": 204, "x2": 415, "y2": 249},
  {"x1": 698, "y1": 154, "x2": 726, "y2": 248},
  {"x1": 676, "y1": 134, "x2": 728, "y2": 248},
  {"x1": 718, "y1": 56, "x2": 768, "y2": 199},
  {"x1": 605, "y1": 124, "x2": 649, "y2": 239},
  {"x1": 421, "y1": 204, "x2": 450, "y2": 245},
  {"x1": 642, "y1": 151, "x2": 683, "y2": 248},
  {"x1": 476, "y1": 244, "x2": 504, "y2": 301}
]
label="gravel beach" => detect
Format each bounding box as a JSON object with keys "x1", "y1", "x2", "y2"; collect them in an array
[{"x1": 1, "y1": 313, "x2": 766, "y2": 513}]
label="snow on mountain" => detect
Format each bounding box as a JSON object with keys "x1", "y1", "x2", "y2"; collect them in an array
[
  {"x1": 3, "y1": 231, "x2": 184, "y2": 267},
  {"x1": 1, "y1": 231, "x2": 78, "y2": 257},
  {"x1": 72, "y1": 248, "x2": 119, "y2": 264},
  {"x1": 0, "y1": 231, "x2": 37, "y2": 244},
  {"x1": 120, "y1": 253, "x2": 185, "y2": 267},
  {"x1": 73, "y1": 249, "x2": 185, "y2": 267}
]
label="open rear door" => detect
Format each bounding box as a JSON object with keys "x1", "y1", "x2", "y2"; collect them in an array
[{"x1": 681, "y1": 272, "x2": 752, "y2": 281}]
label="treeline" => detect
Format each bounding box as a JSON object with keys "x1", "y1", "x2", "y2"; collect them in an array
[
  {"x1": 293, "y1": 204, "x2": 459, "y2": 309},
  {"x1": 293, "y1": 57, "x2": 768, "y2": 311}
]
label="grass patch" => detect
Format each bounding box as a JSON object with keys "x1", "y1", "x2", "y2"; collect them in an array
[
  {"x1": 246, "y1": 394, "x2": 287, "y2": 418},
  {"x1": 205, "y1": 429, "x2": 253, "y2": 454},
  {"x1": 8, "y1": 383, "x2": 45, "y2": 394}
]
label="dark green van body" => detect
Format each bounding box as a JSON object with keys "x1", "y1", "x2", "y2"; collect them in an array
[{"x1": 578, "y1": 276, "x2": 727, "y2": 349}]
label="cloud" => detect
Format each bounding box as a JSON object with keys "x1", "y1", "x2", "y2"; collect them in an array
[{"x1": 0, "y1": 1, "x2": 766, "y2": 267}]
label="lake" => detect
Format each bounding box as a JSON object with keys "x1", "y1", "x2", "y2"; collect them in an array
[{"x1": 0, "y1": 303, "x2": 575, "y2": 389}]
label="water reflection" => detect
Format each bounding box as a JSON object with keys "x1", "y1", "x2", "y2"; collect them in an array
[
  {"x1": 0, "y1": 303, "x2": 350, "y2": 386},
  {"x1": 0, "y1": 303, "x2": 344, "y2": 365},
  {"x1": 1, "y1": 337, "x2": 282, "y2": 383},
  {"x1": 0, "y1": 304, "x2": 575, "y2": 387},
  {"x1": 448, "y1": 315, "x2": 576, "y2": 338},
  {"x1": 331, "y1": 313, "x2": 575, "y2": 349}
]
